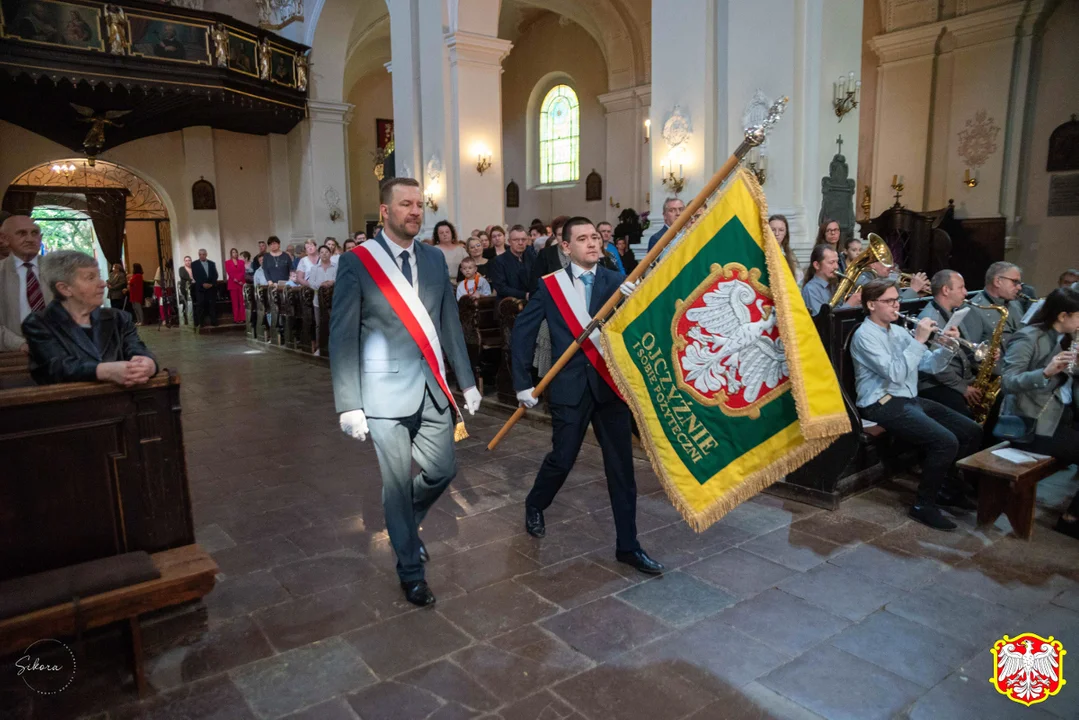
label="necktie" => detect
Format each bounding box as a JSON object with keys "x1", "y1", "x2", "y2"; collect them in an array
[
  {"x1": 580, "y1": 271, "x2": 594, "y2": 309},
  {"x1": 400, "y1": 250, "x2": 413, "y2": 286},
  {"x1": 25, "y1": 262, "x2": 45, "y2": 313}
]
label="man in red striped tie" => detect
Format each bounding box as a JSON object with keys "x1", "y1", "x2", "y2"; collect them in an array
[{"x1": 0, "y1": 214, "x2": 51, "y2": 352}]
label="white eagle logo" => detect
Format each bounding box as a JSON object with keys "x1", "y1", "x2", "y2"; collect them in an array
[
  {"x1": 996, "y1": 639, "x2": 1061, "y2": 703},
  {"x1": 679, "y1": 278, "x2": 788, "y2": 404}
]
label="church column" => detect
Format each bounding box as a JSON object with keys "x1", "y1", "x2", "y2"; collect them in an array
[
  {"x1": 288, "y1": 100, "x2": 354, "y2": 242},
  {"x1": 387, "y1": 0, "x2": 422, "y2": 186},
  {"x1": 650, "y1": 0, "x2": 716, "y2": 216},
  {"x1": 599, "y1": 84, "x2": 650, "y2": 224},
  {"x1": 445, "y1": 31, "x2": 512, "y2": 234}
]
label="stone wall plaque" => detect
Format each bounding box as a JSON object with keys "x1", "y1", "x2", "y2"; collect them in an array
[{"x1": 1048, "y1": 173, "x2": 1079, "y2": 217}]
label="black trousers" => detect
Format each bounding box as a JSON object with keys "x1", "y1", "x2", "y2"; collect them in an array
[
  {"x1": 919, "y1": 385, "x2": 974, "y2": 420},
  {"x1": 195, "y1": 287, "x2": 218, "y2": 326},
  {"x1": 860, "y1": 396, "x2": 982, "y2": 505},
  {"x1": 527, "y1": 389, "x2": 640, "y2": 553}
]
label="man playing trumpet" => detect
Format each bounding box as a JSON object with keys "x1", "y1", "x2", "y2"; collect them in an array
[{"x1": 851, "y1": 279, "x2": 982, "y2": 530}]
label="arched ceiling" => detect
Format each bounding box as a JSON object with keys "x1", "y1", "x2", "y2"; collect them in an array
[{"x1": 337, "y1": 0, "x2": 650, "y2": 99}]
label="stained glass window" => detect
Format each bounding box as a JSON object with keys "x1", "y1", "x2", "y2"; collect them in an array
[{"x1": 539, "y1": 84, "x2": 580, "y2": 185}]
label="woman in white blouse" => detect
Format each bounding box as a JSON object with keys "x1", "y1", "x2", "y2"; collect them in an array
[{"x1": 433, "y1": 220, "x2": 467, "y2": 285}]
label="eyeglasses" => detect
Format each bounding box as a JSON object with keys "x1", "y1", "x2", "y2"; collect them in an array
[
  {"x1": 874, "y1": 298, "x2": 901, "y2": 306},
  {"x1": 999, "y1": 276, "x2": 1023, "y2": 286}
]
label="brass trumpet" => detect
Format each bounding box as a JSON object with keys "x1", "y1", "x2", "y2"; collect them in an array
[{"x1": 896, "y1": 312, "x2": 989, "y2": 360}]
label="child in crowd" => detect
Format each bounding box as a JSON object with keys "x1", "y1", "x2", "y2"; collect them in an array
[{"x1": 456, "y1": 257, "x2": 492, "y2": 300}]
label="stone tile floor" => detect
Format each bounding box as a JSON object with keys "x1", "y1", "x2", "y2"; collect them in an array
[{"x1": 3, "y1": 329, "x2": 1079, "y2": 720}]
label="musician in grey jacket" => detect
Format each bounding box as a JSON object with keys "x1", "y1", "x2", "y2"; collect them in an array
[
  {"x1": 998, "y1": 287, "x2": 1079, "y2": 538},
  {"x1": 917, "y1": 270, "x2": 980, "y2": 419},
  {"x1": 331, "y1": 177, "x2": 481, "y2": 607}
]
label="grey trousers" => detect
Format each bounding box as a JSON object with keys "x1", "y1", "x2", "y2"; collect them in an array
[{"x1": 367, "y1": 389, "x2": 457, "y2": 582}]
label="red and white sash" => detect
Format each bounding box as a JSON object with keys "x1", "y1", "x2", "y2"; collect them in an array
[
  {"x1": 352, "y1": 241, "x2": 467, "y2": 440},
  {"x1": 542, "y1": 270, "x2": 622, "y2": 398}
]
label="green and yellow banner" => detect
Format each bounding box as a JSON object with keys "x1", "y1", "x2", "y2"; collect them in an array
[{"x1": 601, "y1": 171, "x2": 850, "y2": 531}]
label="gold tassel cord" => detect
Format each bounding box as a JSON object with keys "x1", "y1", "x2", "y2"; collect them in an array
[{"x1": 454, "y1": 420, "x2": 469, "y2": 443}]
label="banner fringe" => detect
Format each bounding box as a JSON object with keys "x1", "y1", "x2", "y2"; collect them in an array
[{"x1": 740, "y1": 169, "x2": 851, "y2": 441}]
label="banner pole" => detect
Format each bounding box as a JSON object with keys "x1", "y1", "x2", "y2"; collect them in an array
[{"x1": 487, "y1": 97, "x2": 789, "y2": 451}]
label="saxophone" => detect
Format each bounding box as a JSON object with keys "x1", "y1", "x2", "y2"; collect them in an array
[{"x1": 967, "y1": 301, "x2": 1009, "y2": 424}]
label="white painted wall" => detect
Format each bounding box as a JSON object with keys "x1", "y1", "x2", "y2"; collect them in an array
[
  {"x1": 213, "y1": 129, "x2": 273, "y2": 253},
  {"x1": 501, "y1": 14, "x2": 608, "y2": 228}
]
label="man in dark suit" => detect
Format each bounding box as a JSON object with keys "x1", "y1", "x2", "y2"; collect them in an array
[
  {"x1": 511, "y1": 216, "x2": 663, "y2": 575},
  {"x1": 331, "y1": 177, "x2": 481, "y2": 607},
  {"x1": 191, "y1": 248, "x2": 218, "y2": 327},
  {"x1": 647, "y1": 197, "x2": 685, "y2": 250},
  {"x1": 488, "y1": 224, "x2": 534, "y2": 299}
]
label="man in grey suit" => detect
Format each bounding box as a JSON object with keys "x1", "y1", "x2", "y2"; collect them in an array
[
  {"x1": 0, "y1": 214, "x2": 52, "y2": 352},
  {"x1": 331, "y1": 177, "x2": 481, "y2": 607},
  {"x1": 917, "y1": 269, "x2": 981, "y2": 419}
]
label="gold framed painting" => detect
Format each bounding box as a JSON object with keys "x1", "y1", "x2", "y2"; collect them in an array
[
  {"x1": 2, "y1": 0, "x2": 104, "y2": 52},
  {"x1": 128, "y1": 14, "x2": 211, "y2": 65},
  {"x1": 227, "y1": 30, "x2": 258, "y2": 77}
]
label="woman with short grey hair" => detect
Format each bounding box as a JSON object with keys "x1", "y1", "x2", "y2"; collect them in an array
[{"x1": 21, "y1": 250, "x2": 157, "y2": 386}]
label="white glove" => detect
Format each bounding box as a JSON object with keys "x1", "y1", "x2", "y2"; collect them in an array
[
  {"x1": 463, "y1": 386, "x2": 482, "y2": 416},
  {"x1": 517, "y1": 388, "x2": 539, "y2": 409},
  {"x1": 339, "y1": 409, "x2": 369, "y2": 442},
  {"x1": 619, "y1": 279, "x2": 640, "y2": 297}
]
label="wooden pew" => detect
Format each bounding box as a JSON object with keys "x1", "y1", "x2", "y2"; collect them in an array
[
  {"x1": 0, "y1": 374, "x2": 194, "y2": 582},
  {"x1": 318, "y1": 286, "x2": 334, "y2": 356},
  {"x1": 496, "y1": 297, "x2": 526, "y2": 406},
  {"x1": 0, "y1": 545, "x2": 217, "y2": 696},
  {"x1": 253, "y1": 285, "x2": 271, "y2": 342},
  {"x1": 459, "y1": 295, "x2": 502, "y2": 394},
  {"x1": 243, "y1": 283, "x2": 258, "y2": 339}
]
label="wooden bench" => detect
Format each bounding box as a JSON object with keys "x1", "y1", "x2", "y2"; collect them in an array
[
  {"x1": 0, "y1": 544, "x2": 218, "y2": 696},
  {"x1": 957, "y1": 442, "x2": 1062, "y2": 539},
  {"x1": 459, "y1": 295, "x2": 502, "y2": 394}
]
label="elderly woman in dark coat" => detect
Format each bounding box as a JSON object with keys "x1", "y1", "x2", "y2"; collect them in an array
[{"x1": 21, "y1": 250, "x2": 157, "y2": 386}]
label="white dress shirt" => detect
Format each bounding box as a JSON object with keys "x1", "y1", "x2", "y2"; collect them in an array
[
  {"x1": 306, "y1": 261, "x2": 338, "y2": 308},
  {"x1": 15, "y1": 255, "x2": 40, "y2": 321},
  {"x1": 569, "y1": 262, "x2": 596, "y2": 307},
  {"x1": 385, "y1": 238, "x2": 419, "y2": 285}
]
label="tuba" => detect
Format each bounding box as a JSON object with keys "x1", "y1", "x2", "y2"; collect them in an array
[{"x1": 829, "y1": 233, "x2": 893, "y2": 308}]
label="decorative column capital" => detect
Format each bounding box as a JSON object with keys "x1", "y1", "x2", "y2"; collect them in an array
[
  {"x1": 444, "y1": 31, "x2": 512, "y2": 69},
  {"x1": 597, "y1": 84, "x2": 651, "y2": 114},
  {"x1": 307, "y1": 99, "x2": 354, "y2": 126}
]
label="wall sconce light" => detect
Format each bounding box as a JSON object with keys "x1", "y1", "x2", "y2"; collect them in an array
[
  {"x1": 745, "y1": 147, "x2": 768, "y2": 186},
  {"x1": 425, "y1": 179, "x2": 440, "y2": 212},
  {"x1": 963, "y1": 168, "x2": 978, "y2": 188},
  {"x1": 660, "y1": 151, "x2": 686, "y2": 194},
  {"x1": 609, "y1": 196, "x2": 620, "y2": 209},
  {"x1": 476, "y1": 152, "x2": 492, "y2": 175},
  {"x1": 644, "y1": 118, "x2": 651, "y2": 143},
  {"x1": 890, "y1": 174, "x2": 905, "y2": 207},
  {"x1": 833, "y1": 71, "x2": 861, "y2": 121}
]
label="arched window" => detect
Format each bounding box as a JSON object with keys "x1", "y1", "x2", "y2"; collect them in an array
[{"x1": 539, "y1": 84, "x2": 580, "y2": 185}]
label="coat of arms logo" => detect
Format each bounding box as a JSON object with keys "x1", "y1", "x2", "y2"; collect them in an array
[
  {"x1": 672, "y1": 263, "x2": 789, "y2": 418},
  {"x1": 990, "y1": 633, "x2": 1066, "y2": 706}
]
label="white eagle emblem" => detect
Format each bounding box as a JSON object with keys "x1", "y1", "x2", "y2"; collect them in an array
[
  {"x1": 993, "y1": 637, "x2": 1063, "y2": 705},
  {"x1": 672, "y1": 264, "x2": 790, "y2": 418}
]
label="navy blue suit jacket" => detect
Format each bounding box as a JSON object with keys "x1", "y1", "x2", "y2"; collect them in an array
[
  {"x1": 488, "y1": 248, "x2": 535, "y2": 299},
  {"x1": 511, "y1": 265, "x2": 622, "y2": 406},
  {"x1": 647, "y1": 225, "x2": 669, "y2": 251}
]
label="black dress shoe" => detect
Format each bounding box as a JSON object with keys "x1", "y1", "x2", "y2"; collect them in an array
[
  {"x1": 937, "y1": 491, "x2": 977, "y2": 512},
  {"x1": 525, "y1": 505, "x2": 546, "y2": 539},
  {"x1": 418, "y1": 541, "x2": 429, "y2": 563},
  {"x1": 616, "y1": 549, "x2": 665, "y2": 575},
  {"x1": 909, "y1": 504, "x2": 957, "y2": 531},
  {"x1": 400, "y1": 580, "x2": 436, "y2": 607}
]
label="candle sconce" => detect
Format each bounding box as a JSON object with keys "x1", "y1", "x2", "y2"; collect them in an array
[
  {"x1": 425, "y1": 184, "x2": 439, "y2": 212},
  {"x1": 660, "y1": 168, "x2": 685, "y2": 194},
  {"x1": 476, "y1": 153, "x2": 492, "y2": 175},
  {"x1": 644, "y1": 118, "x2": 651, "y2": 144},
  {"x1": 833, "y1": 71, "x2": 861, "y2": 121},
  {"x1": 745, "y1": 147, "x2": 767, "y2": 186},
  {"x1": 890, "y1": 174, "x2": 905, "y2": 207},
  {"x1": 609, "y1": 196, "x2": 621, "y2": 209},
  {"x1": 861, "y1": 185, "x2": 872, "y2": 221},
  {"x1": 963, "y1": 168, "x2": 978, "y2": 188}
]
